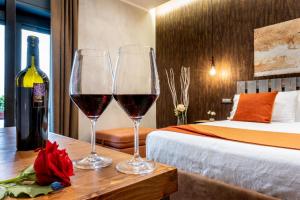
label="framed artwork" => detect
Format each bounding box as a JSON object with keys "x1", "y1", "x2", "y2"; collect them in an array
[{"x1": 254, "y1": 18, "x2": 300, "y2": 77}]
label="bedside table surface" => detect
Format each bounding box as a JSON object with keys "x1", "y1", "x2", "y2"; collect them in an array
[{"x1": 194, "y1": 120, "x2": 215, "y2": 123}]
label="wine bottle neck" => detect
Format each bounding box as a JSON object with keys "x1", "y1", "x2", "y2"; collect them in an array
[{"x1": 27, "y1": 42, "x2": 39, "y2": 69}]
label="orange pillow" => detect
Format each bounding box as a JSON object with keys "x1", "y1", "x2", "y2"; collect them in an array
[{"x1": 232, "y1": 92, "x2": 278, "y2": 123}]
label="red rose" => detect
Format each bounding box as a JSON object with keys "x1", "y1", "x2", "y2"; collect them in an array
[{"x1": 34, "y1": 141, "x2": 74, "y2": 186}]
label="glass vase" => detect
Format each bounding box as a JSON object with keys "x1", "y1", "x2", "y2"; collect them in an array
[{"x1": 177, "y1": 113, "x2": 187, "y2": 125}]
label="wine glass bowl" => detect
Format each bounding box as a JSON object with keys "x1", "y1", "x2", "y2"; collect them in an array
[
  {"x1": 70, "y1": 49, "x2": 113, "y2": 169},
  {"x1": 113, "y1": 45, "x2": 160, "y2": 174}
]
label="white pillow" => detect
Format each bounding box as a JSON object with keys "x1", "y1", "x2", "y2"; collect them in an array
[
  {"x1": 229, "y1": 94, "x2": 240, "y2": 119},
  {"x1": 272, "y1": 91, "x2": 298, "y2": 122},
  {"x1": 295, "y1": 92, "x2": 300, "y2": 122}
]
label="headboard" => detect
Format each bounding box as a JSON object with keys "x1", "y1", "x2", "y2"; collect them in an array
[{"x1": 237, "y1": 77, "x2": 300, "y2": 94}]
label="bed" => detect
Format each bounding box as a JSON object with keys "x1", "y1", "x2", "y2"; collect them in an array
[{"x1": 146, "y1": 77, "x2": 300, "y2": 200}]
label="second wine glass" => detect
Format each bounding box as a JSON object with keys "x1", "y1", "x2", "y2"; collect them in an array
[{"x1": 113, "y1": 45, "x2": 160, "y2": 174}]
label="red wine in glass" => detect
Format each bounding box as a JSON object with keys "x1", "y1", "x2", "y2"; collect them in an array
[
  {"x1": 114, "y1": 94, "x2": 157, "y2": 119},
  {"x1": 70, "y1": 94, "x2": 112, "y2": 120}
]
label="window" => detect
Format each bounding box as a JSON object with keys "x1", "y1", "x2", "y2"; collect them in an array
[
  {"x1": 21, "y1": 29, "x2": 50, "y2": 77},
  {"x1": 1, "y1": 0, "x2": 50, "y2": 127},
  {"x1": 0, "y1": 24, "x2": 4, "y2": 128}
]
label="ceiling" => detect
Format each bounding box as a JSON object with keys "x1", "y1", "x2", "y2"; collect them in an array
[{"x1": 121, "y1": 0, "x2": 169, "y2": 10}]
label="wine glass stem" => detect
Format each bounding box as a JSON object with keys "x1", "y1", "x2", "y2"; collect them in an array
[
  {"x1": 133, "y1": 119, "x2": 141, "y2": 160},
  {"x1": 90, "y1": 119, "x2": 97, "y2": 155}
]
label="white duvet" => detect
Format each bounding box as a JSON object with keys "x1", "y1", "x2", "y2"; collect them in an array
[{"x1": 146, "y1": 121, "x2": 300, "y2": 199}]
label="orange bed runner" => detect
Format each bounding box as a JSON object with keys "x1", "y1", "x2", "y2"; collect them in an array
[{"x1": 162, "y1": 124, "x2": 300, "y2": 150}]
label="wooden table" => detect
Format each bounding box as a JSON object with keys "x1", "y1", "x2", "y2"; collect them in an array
[{"x1": 0, "y1": 128, "x2": 178, "y2": 200}]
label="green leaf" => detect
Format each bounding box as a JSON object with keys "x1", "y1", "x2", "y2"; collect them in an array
[
  {"x1": 0, "y1": 186, "x2": 6, "y2": 200},
  {"x1": 20, "y1": 165, "x2": 35, "y2": 175},
  {"x1": 18, "y1": 165, "x2": 36, "y2": 182},
  {"x1": 7, "y1": 184, "x2": 53, "y2": 198},
  {"x1": 0, "y1": 95, "x2": 4, "y2": 112}
]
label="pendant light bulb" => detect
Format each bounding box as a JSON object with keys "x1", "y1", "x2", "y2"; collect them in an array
[
  {"x1": 209, "y1": 56, "x2": 216, "y2": 76},
  {"x1": 209, "y1": 65, "x2": 216, "y2": 76},
  {"x1": 209, "y1": 66, "x2": 217, "y2": 76}
]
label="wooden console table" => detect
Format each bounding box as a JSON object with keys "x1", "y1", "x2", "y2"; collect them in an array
[{"x1": 0, "y1": 128, "x2": 178, "y2": 200}]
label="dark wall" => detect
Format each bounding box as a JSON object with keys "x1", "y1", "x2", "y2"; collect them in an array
[{"x1": 156, "y1": 0, "x2": 300, "y2": 128}]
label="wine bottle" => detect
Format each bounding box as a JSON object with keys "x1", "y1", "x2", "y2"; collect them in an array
[{"x1": 16, "y1": 36, "x2": 49, "y2": 151}]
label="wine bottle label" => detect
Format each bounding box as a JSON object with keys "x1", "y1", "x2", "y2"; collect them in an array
[{"x1": 33, "y1": 83, "x2": 46, "y2": 107}]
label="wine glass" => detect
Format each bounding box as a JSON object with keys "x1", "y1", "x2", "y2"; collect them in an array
[
  {"x1": 113, "y1": 45, "x2": 160, "y2": 174},
  {"x1": 70, "y1": 49, "x2": 113, "y2": 169}
]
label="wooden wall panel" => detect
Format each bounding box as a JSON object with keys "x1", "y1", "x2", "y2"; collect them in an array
[{"x1": 156, "y1": 0, "x2": 300, "y2": 128}]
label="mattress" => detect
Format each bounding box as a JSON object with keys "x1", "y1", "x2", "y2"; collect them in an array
[{"x1": 146, "y1": 121, "x2": 300, "y2": 199}]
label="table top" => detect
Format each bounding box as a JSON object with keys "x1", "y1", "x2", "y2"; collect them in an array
[{"x1": 0, "y1": 128, "x2": 177, "y2": 200}]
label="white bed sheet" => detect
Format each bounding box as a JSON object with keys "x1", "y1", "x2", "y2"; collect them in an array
[{"x1": 146, "y1": 121, "x2": 300, "y2": 199}]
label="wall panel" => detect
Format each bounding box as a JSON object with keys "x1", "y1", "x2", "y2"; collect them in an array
[{"x1": 156, "y1": 0, "x2": 300, "y2": 128}]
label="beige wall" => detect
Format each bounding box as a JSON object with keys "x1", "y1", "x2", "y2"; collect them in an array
[{"x1": 78, "y1": 0, "x2": 156, "y2": 141}]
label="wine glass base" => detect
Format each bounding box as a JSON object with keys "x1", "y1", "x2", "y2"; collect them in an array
[
  {"x1": 74, "y1": 153, "x2": 112, "y2": 170},
  {"x1": 116, "y1": 158, "x2": 156, "y2": 174}
]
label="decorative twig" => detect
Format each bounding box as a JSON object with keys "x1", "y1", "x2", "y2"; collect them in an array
[
  {"x1": 180, "y1": 67, "x2": 190, "y2": 110},
  {"x1": 165, "y1": 68, "x2": 178, "y2": 109}
]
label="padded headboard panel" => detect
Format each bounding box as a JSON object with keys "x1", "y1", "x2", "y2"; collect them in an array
[{"x1": 237, "y1": 77, "x2": 300, "y2": 94}]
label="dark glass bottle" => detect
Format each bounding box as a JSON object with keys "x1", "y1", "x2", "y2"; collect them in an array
[{"x1": 16, "y1": 36, "x2": 49, "y2": 151}]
